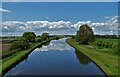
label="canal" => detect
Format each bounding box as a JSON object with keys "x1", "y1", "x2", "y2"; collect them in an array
[{"x1": 5, "y1": 38, "x2": 105, "y2": 75}]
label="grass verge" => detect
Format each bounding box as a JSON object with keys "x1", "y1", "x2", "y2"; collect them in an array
[{"x1": 66, "y1": 38, "x2": 118, "y2": 76}]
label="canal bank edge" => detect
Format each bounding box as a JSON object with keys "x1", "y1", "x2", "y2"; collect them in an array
[
  {"x1": 66, "y1": 38, "x2": 110, "y2": 76},
  {"x1": 1, "y1": 40, "x2": 51, "y2": 76}
]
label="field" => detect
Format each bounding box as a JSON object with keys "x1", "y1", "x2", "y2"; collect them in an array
[
  {"x1": 1, "y1": 43, "x2": 11, "y2": 51},
  {"x1": 66, "y1": 38, "x2": 119, "y2": 75},
  {"x1": 91, "y1": 38, "x2": 119, "y2": 55},
  {"x1": 1, "y1": 40, "x2": 52, "y2": 76}
]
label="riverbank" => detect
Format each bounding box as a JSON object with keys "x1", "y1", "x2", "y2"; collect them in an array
[
  {"x1": 0, "y1": 40, "x2": 51, "y2": 76},
  {"x1": 66, "y1": 38, "x2": 118, "y2": 76}
]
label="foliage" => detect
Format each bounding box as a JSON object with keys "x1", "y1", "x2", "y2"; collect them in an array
[
  {"x1": 36, "y1": 38, "x2": 42, "y2": 43},
  {"x1": 54, "y1": 36, "x2": 60, "y2": 40},
  {"x1": 41, "y1": 33, "x2": 49, "y2": 41},
  {"x1": 95, "y1": 39, "x2": 119, "y2": 54},
  {"x1": 75, "y1": 24, "x2": 95, "y2": 44},
  {"x1": 66, "y1": 38, "x2": 118, "y2": 75},
  {"x1": 95, "y1": 35, "x2": 119, "y2": 39},
  {"x1": 10, "y1": 41, "x2": 29, "y2": 50},
  {"x1": 19, "y1": 37, "x2": 28, "y2": 43},
  {"x1": 22, "y1": 32, "x2": 36, "y2": 42}
]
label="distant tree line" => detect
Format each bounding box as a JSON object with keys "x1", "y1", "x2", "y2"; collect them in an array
[
  {"x1": 95, "y1": 35, "x2": 119, "y2": 39},
  {"x1": 10, "y1": 32, "x2": 50, "y2": 51}
]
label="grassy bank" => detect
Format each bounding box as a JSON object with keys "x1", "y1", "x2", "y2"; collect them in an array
[
  {"x1": 0, "y1": 40, "x2": 50, "y2": 76},
  {"x1": 66, "y1": 38, "x2": 118, "y2": 76}
]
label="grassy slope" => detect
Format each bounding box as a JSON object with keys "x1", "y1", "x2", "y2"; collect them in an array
[
  {"x1": 66, "y1": 38, "x2": 118, "y2": 75},
  {"x1": 0, "y1": 41, "x2": 49, "y2": 76}
]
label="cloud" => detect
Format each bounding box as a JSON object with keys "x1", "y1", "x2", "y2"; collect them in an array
[
  {"x1": 35, "y1": 39, "x2": 71, "y2": 52},
  {"x1": 0, "y1": 8, "x2": 11, "y2": 13},
  {"x1": 2, "y1": 16, "x2": 119, "y2": 36}
]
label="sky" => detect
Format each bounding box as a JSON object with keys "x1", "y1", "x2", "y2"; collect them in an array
[
  {"x1": 1, "y1": 0, "x2": 120, "y2": 2},
  {"x1": 1, "y1": 2, "x2": 119, "y2": 36}
]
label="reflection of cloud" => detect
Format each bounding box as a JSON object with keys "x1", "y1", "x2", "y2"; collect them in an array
[
  {"x1": 2, "y1": 16, "x2": 119, "y2": 36},
  {"x1": 35, "y1": 39, "x2": 71, "y2": 51},
  {"x1": 0, "y1": 8, "x2": 11, "y2": 12}
]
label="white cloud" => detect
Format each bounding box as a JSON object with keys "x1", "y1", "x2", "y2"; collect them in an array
[
  {"x1": 0, "y1": 8, "x2": 11, "y2": 13},
  {"x1": 2, "y1": 16, "x2": 119, "y2": 36},
  {"x1": 34, "y1": 39, "x2": 71, "y2": 52}
]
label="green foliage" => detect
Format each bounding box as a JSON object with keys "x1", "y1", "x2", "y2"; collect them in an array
[
  {"x1": 66, "y1": 38, "x2": 118, "y2": 75},
  {"x1": 54, "y1": 36, "x2": 60, "y2": 40},
  {"x1": 36, "y1": 38, "x2": 42, "y2": 43},
  {"x1": 10, "y1": 41, "x2": 29, "y2": 51},
  {"x1": 75, "y1": 24, "x2": 95, "y2": 44},
  {"x1": 10, "y1": 36, "x2": 30, "y2": 51},
  {"x1": 22, "y1": 32, "x2": 36, "y2": 42},
  {"x1": 19, "y1": 37, "x2": 28, "y2": 43},
  {"x1": 41, "y1": 33, "x2": 49, "y2": 41},
  {"x1": 72, "y1": 36, "x2": 75, "y2": 39},
  {"x1": 95, "y1": 39, "x2": 119, "y2": 54}
]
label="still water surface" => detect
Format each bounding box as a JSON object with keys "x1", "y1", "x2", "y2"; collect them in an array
[{"x1": 5, "y1": 38, "x2": 105, "y2": 75}]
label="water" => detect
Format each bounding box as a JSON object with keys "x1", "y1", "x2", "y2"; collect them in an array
[{"x1": 5, "y1": 38, "x2": 105, "y2": 75}]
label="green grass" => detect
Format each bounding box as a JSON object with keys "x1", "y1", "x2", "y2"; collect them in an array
[
  {"x1": 93, "y1": 38, "x2": 119, "y2": 55},
  {"x1": 66, "y1": 38, "x2": 118, "y2": 76},
  {"x1": 0, "y1": 40, "x2": 50, "y2": 76}
]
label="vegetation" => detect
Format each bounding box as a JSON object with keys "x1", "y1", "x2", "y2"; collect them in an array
[
  {"x1": 40, "y1": 33, "x2": 49, "y2": 41},
  {"x1": 10, "y1": 41, "x2": 30, "y2": 51},
  {"x1": 66, "y1": 24, "x2": 119, "y2": 76},
  {"x1": 66, "y1": 38, "x2": 118, "y2": 75},
  {"x1": 1, "y1": 41, "x2": 50, "y2": 76},
  {"x1": 75, "y1": 24, "x2": 95, "y2": 44},
  {"x1": 22, "y1": 32, "x2": 36, "y2": 42},
  {"x1": 95, "y1": 35, "x2": 119, "y2": 39},
  {"x1": 94, "y1": 38, "x2": 119, "y2": 55},
  {"x1": 1, "y1": 31, "x2": 67, "y2": 76},
  {"x1": 36, "y1": 38, "x2": 42, "y2": 43}
]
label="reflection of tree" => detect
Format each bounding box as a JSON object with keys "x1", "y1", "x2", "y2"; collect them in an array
[
  {"x1": 75, "y1": 49, "x2": 91, "y2": 65},
  {"x1": 37, "y1": 41, "x2": 50, "y2": 48},
  {"x1": 24, "y1": 56, "x2": 28, "y2": 62}
]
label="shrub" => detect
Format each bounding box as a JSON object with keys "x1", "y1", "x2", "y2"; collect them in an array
[
  {"x1": 22, "y1": 32, "x2": 36, "y2": 42},
  {"x1": 54, "y1": 36, "x2": 59, "y2": 40},
  {"x1": 36, "y1": 38, "x2": 42, "y2": 43},
  {"x1": 10, "y1": 41, "x2": 30, "y2": 50},
  {"x1": 41, "y1": 33, "x2": 49, "y2": 41}
]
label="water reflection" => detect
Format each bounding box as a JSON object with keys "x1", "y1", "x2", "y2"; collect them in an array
[
  {"x1": 75, "y1": 49, "x2": 91, "y2": 65},
  {"x1": 4, "y1": 38, "x2": 105, "y2": 75},
  {"x1": 35, "y1": 39, "x2": 71, "y2": 51}
]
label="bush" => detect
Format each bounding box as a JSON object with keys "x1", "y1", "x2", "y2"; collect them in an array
[
  {"x1": 22, "y1": 32, "x2": 36, "y2": 42},
  {"x1": 54, "y1": 36, "x2": 59, "y2": 40},
  {"x1": 41, "y1": 33, "x2": 49, "y2": 41},
  {"x1": 36, "y1": 38, "x2": 42, "y2": 43},
  {"x1": 10, "y1": 41, "x2": 30, "y2": 50},
  {"x1": 72, "y1": 36, "x2": 75, "y2": 39}
]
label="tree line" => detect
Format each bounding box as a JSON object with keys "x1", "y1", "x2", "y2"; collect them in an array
[{"x1": 10, "y1": 32, "x2": 50, "y2": 51}]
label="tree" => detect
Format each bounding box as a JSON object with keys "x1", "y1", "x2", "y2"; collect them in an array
[
  {"x1": 41, "y1": 33, "x2": 49, "y2": 41},
  {"x1": 36, "y1": 38, "x2": 42, "y2": 43},
  {"x1": 10, "y1": 41, "x2": 29, "y2": 50},
  {"x1": 22, "y1": 32, "x2": 36, "y2": 42},
  {"x1": 75, "y1": 24, "x2": 95, "y2": 44}
]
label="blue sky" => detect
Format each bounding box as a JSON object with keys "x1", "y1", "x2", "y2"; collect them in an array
[
  {"x1": 1, "y1": 2, "x2": 119, "y2": 36},
  {"x1": 1, "y1": 0, "x2": 120, "y2": 2},
  {"x1": 2, "y1": 2, "x2": 118, "y2": 23}
]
